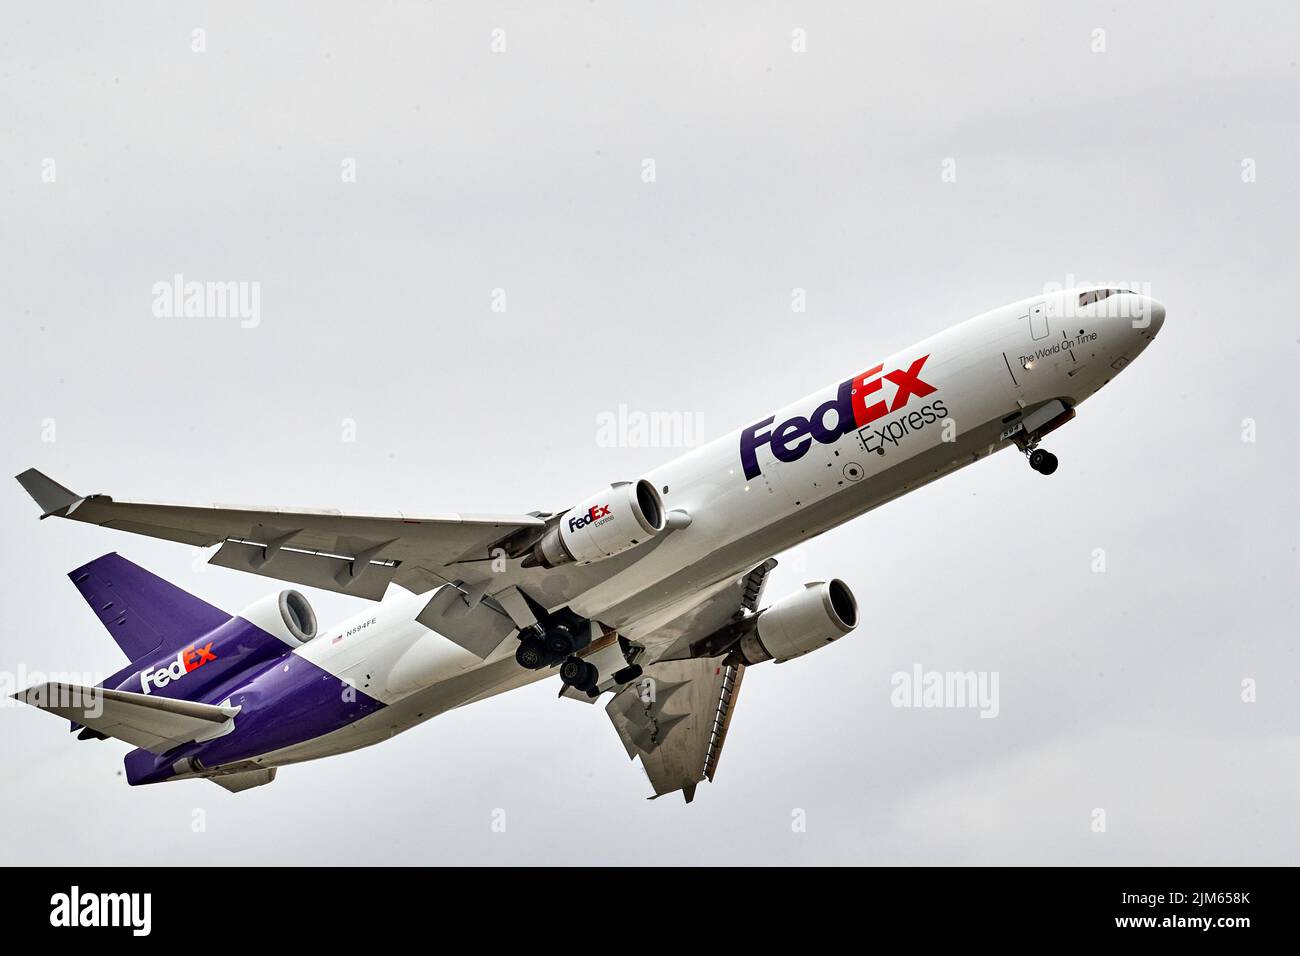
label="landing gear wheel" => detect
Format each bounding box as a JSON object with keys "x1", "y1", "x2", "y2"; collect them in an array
[
  {"x1": 1029, "y1": 449, "x2": 1059, "y2": 475},
  {"x1": 544, "y1": 626, "x2": 576, "y2": 661},
  {"x1": 559, "y1": 657, "x2": 599, "y2": 692},
  {"x1": 612, "y1": 664, "x2": 643, "y2": 686},
  {"x1": 558, "y1": 657, "x2": 585, "y2": 684},
  {"x1": 515, "y1": 636, "x2": 547, "y2": 670}
]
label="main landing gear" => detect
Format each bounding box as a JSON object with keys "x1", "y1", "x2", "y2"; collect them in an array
[
  {"x1": 514, "y1": 620, "x2": 601, "y2": 693},
  {"x1": 559, "y1": 657, "x2": 600, "y2": 694},
  {"x1": 514, "y1": 623, "x2": 581, "y2": 670},
  {"x1": 514, "y1": 635, "x2": 549, "y2": 670},
  {"x1": 514, "y1": 609, "x2": 645, "y2": 698}
]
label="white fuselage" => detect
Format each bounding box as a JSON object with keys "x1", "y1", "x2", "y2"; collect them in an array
[{"x1": 239, "y1": 288, "x2": 1165, "y2": 771}]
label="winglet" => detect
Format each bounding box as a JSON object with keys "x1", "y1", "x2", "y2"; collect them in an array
[{"x1": 15, "y1": 468, "x2": 81, "y2": 518}]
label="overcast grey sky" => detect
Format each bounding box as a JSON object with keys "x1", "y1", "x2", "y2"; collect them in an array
[{"x1": 2, "y1": 1, "x2": 1297, "y2": 865}]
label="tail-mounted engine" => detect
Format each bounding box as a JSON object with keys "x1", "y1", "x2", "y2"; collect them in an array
[
  {"x1": 238, "y1": 589, "x2": 318, "y2": 647},
  {"x1": 522, "y1": 479, "x2": 667, "y2": 569}
]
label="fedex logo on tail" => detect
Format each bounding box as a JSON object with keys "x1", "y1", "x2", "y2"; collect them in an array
[
  {"x1": 139, "y1": 642, "x2": 216, "y2": 695},
  {"x1": 740, "y1": 355, "x2": 937, "y2": 479}
]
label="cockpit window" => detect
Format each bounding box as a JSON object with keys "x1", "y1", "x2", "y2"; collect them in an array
[{"x1": 1078, "y1": 288, "x2": 1128, "y2": 306}]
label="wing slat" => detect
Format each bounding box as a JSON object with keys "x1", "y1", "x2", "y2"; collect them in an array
[{"x1": 704, "y1": 663, "x2": 745, "y2": 782}]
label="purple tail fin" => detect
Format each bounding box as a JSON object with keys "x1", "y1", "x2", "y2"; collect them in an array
[{"x1": 69, "y1": 553, "x2": 231, "y2": 662}]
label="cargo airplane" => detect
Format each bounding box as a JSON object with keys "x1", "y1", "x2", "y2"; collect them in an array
[{"x1": 13, "y1": 288, "x2": 1164, "y2": 800}]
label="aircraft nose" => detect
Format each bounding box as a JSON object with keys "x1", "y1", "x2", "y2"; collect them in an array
[
  {"x1": 1146, "y1": 298, "x2": 1166, "y2": 335},
  {"x1": 1126, "y1": 295, "x2": 1165, "y2": 337}
]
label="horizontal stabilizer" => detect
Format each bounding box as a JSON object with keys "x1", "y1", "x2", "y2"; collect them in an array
[{"x1": 14, "y1": 682, "x2": 239, "y2": 754}]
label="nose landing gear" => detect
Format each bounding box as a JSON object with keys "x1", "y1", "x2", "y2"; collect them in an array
[
  {"x1": 1028, "y1": 447, "x2": 1059, "y2": 475},
  {"x1": 1007, "y1": 399, "x2": 1073, "y2": 476}
]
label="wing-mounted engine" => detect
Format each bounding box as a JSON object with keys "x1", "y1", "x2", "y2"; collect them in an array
[
  {"x1": 522, "y1": 479, "x2": 667, "y2": 569},
  {"x1": 740, "y1": 579, "x2": 858, "y2": 663},
  {"x1": 598, "y1": 569, "x2": 856, "y2": 803},
  {"x1": 690, "y1": 579, "x2": 859, "y2": 665}
]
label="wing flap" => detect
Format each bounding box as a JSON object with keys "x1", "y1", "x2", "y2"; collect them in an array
[
  {"x1": 415, "y1": 586, "x2": 518, "y2": 659},
  {"x1": 599, "y1": 559, "x2": 771, "y2": 801},
  {"x1": 209, "y1": 540, "x2": 399, "y2": 600},
  {"x1": 14, "y1": 682, "x2": 238, "y2": 754},
  {"x1": 605, "y1": 657, "x2": 747, "y2": 802}
]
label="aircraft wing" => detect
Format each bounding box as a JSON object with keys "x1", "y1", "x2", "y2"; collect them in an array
[
  {"x1": 606, "y1": 657, "x2": 746, "y2": 802},
  {"x1": 633, "y1": 557, "x2": 778, "y2": 663},
  {"x1": 15, "y1": 469, "x2": 544, "y2": 600},
  {"x1": 602, "y1": 558, "x2": 775, "y2": 801}
]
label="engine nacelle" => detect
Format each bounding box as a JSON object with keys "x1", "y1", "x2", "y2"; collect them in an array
[
  {"x1": 238, "y1": 589, "x2": 319, "y2": 647},
  {"x1": 738, "y1": 579, "x2": 858, "y2": 664},
  {"x1": 525, "y1": 479, "x2": 667, "y2": 568}
]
